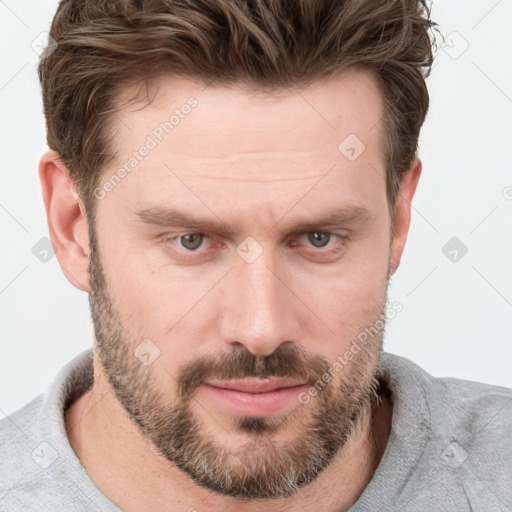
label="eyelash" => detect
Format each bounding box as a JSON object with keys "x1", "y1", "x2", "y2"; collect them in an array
[{"x1": 161, "y1": 232, "x2": 349, "y2": 261}]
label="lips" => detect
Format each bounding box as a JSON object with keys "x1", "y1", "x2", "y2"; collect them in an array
[
  {"x1": 200, "y1": 377, "x2": 310, "y2": 416},
  {"x1": 204, "y1": 377, "x2": 308, "y2": 393}
]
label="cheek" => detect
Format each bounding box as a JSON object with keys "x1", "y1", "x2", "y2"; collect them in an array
[
  {"x1": 96, "y1": 231, "x2": 179, "y2": 328},
  {"x1": 291, "y1": 230, "x2": 390, "y2": 352},
  {"x1": 99, "y1": 249, "x2": 207, "y2": 377},
  {"x1": 99, "y1": 235, "x2": 222, "y2": 358},
  {"x1": 298, "y1": 270, "x2": 387, "y2": 334},
  {"x1": 300, "y1": 227, "x2": 390, "y2": 304}
]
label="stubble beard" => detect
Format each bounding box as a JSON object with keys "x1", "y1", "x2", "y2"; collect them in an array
[{"x1": 87, "y1": 228, "x2": 386, "y2": 499}]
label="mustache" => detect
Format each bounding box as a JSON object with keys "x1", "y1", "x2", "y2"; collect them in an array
[{"x1": 176, "y1": 344, "x2": 331, "y2": 400}]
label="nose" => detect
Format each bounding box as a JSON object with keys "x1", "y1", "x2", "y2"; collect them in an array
[{"x1": 218, "y1": 247, "x2": 302, "y2": 357}]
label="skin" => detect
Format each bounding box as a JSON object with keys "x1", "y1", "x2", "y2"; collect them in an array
[{"x1": 39, "y1": 69, "x2": 421, "y2": 511}]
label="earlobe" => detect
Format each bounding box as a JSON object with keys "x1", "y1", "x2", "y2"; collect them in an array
[
  {"x1": 38, "y1": 150, "x2": 91, "y2": 292},
  {"x1": 389, "y1": 157, "x2": 422, "y2": 275}
]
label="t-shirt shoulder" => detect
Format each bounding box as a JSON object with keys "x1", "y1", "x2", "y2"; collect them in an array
[
  {"x1": 436, "y1": 374, "x2": 512, "y2": 432},
  {"x1": 0, "y1": 394, "x2": 48, "y2": 507}
]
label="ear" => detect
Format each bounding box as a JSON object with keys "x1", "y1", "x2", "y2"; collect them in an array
[
  {"x1": 38, "y1": 150, "x2": 91, "y2": 292},
  {"x1": 389, "y1": 157, "x2": 422, "y2": 276}
]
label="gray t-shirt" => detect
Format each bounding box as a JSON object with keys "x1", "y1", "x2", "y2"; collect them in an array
[{"x1": 1, "y1": 349, "x2": 511, "y2": 511}]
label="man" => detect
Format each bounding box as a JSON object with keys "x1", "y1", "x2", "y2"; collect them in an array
[{"x1": 1, "y1": 0, "x2": 511, "y2": 510}]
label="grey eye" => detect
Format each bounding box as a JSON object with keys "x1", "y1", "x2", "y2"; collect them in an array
[
  {"x1": 180, "y1": 234, "x2": 205, "y2": 251},
  {"x1": 307, "y1": 232, "x2": 331, "y2": 248}
]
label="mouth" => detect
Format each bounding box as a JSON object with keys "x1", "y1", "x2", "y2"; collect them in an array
[{"x1": 200, "y1": 377, "x2": 310, "y2": 416}]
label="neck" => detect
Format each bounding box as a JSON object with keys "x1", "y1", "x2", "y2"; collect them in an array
[{"x1": 65, "y1": 360, "x2": 392, "y2": 512}]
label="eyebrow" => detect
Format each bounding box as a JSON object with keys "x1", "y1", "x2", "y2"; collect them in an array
[{"x1": 135, "y1": 205, "x2": 370, "y2": 234}]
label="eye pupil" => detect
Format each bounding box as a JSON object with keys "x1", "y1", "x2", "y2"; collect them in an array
[
  {"x1": 308, "y1": 232, "x2": 331, "y2": 248},
  {"x1": 181, "y1": 234, "x2": 204, "y2": 251}
]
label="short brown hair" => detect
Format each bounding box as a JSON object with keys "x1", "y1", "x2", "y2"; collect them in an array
[{"x1": 39, "y1": 0, "x2": 438, "y2": 218}]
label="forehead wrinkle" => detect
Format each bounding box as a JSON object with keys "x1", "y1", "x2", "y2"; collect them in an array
[
  {"x1": 193, "y1": 173, "x2": 325, "y2": 184},
  {"x1": 162, "y1": 150, "x2": 315, "y2": 160}
]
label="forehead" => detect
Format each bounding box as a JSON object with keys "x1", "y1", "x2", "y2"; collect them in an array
[
  {"x1": 98, "y1": 70, "x2": 388, "y2": 226},
  {"x1": 111, "y1": 69, "x2": 385, "y2": 166}
]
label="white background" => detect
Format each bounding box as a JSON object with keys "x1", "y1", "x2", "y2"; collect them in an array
[{"x1": 1, "y1": 0, "x2": 511, "y2": 417}]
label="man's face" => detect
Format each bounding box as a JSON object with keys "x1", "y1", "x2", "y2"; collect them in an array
[{"x1": 88, "y1": 70, "x2": 394, "y2": 498}]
